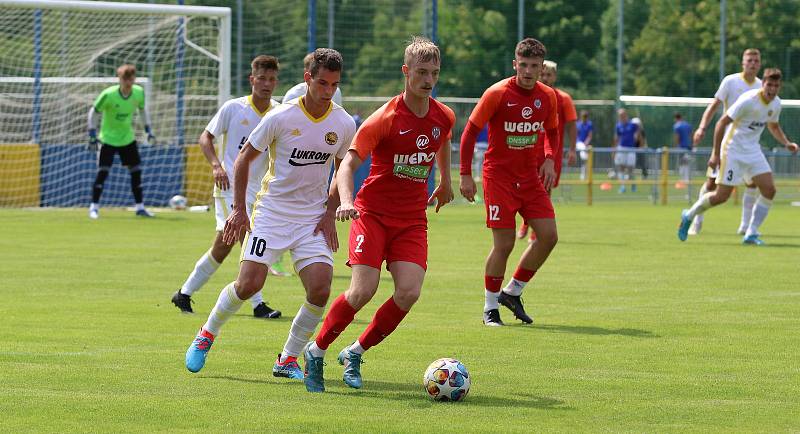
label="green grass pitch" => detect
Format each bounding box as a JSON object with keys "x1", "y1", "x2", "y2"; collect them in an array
[{"x1": 2, "y1": 202, "x2": 799, "y2": 432}]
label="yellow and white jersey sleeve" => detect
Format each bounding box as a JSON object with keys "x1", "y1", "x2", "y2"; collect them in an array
[
  {"x1": 247, "y1": 98, "x2": 357, "y2": 224},
  {"x1": 722, "y1": 89, "x2": 781, "y2": 157},
  {"x1": 715, "y1": 73, "x2": 762, "y2": 111},
  {"x1": 205, "y1": 96, "x2": 279, "y2": 201}
]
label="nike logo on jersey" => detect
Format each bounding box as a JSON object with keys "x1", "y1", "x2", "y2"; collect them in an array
[
  {"x1": 399, "y1": 129, "x2": 412, "y2": 135},
  {"x1": 507, "y1": 102, "x2": 518, "y2": 107},
  {"x1": 289, "y1": 148, "x2": 331, "y2": 166}
]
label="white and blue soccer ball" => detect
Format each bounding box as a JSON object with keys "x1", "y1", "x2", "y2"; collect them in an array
[
  {"x1": 169, "y1": 194, "x2": 188, "y2": 210},
  {"x1": 423, "y1": 358, "x2": 470, "y2": 402}
]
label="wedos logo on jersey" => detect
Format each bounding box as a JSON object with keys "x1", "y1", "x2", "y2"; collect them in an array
[
  {"x1": 289, "y1": 148, "x2": 331, "y2": 166},
  {"x1": 416, "y1": 135, "x2": 430, "y2": 150},
  {"x1": 325, "y1": 131, "x2": 338, "y2": 145},
  {"x1": 504, "y1": 120, "x2": 545, "y2": 148},
  {"x1": 393, "y1": 152, "x2": 436, "y2": 182},
  {"x1": 521, "y1": 107, "x2": 533, "y2": 119}
]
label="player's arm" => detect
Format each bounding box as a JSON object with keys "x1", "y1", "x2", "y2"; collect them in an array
[
  {"x1": 222, "y1": 142, "x2": 260, "y2": 245},
  {"x1": 314, "y1": 156, "x2": 344, "y2": 251},
  {"x1": 694, "y1": 98, "x2": 721, "y2": 144},
  {"x1": 428, "y1": 132, "x2": 454, "y2": 213},
  {"x1": 198, "y1": 130, "x2": 229, "y2": 191},
  {"x1": 87, "y1": 107, "x2": 100, "y2": 150},
  {"x1": 335, "y1": 150, "x2": 363, "y2": 221},
  {"x1": 767, "y1": 123, "x2": 799, "y2": 153},
  {"x1": 584, "y1": 128, "x2": 592, "y2": 147},
  {"x1": 710, "y1": 115, "x2": 732, "y2": 169},
  {"x1": 566, "y1": 120, "x2": 577, "y2": 165},
  {"x1": 460, "y1": 84, "x2": 502, "y2": 201},
  {"x1": 141, "y1": 106, "x2": 155, "y2": 143},
  {"x1": 539, "y1": 91, "x2": 559, "y2": 190}
]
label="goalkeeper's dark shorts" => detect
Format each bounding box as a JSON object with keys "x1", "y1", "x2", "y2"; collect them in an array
[{"x1": 98, "y1": 141, "x2": 140, "y2": 168}]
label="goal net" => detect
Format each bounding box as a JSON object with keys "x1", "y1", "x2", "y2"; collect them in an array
[{"x1": 0, "y1": 0, "x2": 230, "y2": 207}]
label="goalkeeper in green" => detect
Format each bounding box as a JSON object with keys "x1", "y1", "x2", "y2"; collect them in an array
[{"x1": 87, "y1": 64, "x2": 156, "y2": 219}]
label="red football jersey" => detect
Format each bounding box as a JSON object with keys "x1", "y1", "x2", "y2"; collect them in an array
[
  {"x1": 351, "y1": 94, "x2": 456, "y2": 221},
  {"x1": 464, "y1": 77, "x2": 558, "y2": 182}
]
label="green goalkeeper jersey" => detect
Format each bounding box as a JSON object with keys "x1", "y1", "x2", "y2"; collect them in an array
[{"x1": 93, "y1": 84, "x2": 145, "y2": 147}]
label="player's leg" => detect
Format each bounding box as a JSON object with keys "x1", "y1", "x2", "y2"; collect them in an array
[
  {"x1": 119, "y1": 141, "x2": 153, "y2": 217},
  {"x1": 690, "y1": 172, "x2": 717, "y2": 235},
  {"x1": 500, "y1": 182, "x2": 556, "y2": 324},
  {"x1": 679, "y1": 162, "x2": 737, "y2": 241},
  {"x1": 172, "y1": 231, "x2": 231, "y2": 313},
  {"x1": 185, "y1": 260, "x2": 268, "y2": 373},
  {"x1": 742, "y1": 160, "x2": 775, "y2": 244},
  {"x1": 481, "y1": 177, "x2": 517, "y2": 326},
  {"x1": 89, "y1": 144, "x2": 116, "y2": 219},
  {"x1": 274, "y1": 261, "x2": 332, "y2": 380},
  {"x1": 738, "y1": 181, "x2": 759, "y2": 235}
]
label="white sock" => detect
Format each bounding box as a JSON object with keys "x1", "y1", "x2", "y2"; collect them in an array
[
  {"x1": 687, "y1": 192, "x2": 714, "y2": 219},
  {"x1": 484, "y1": 290, "x2": 500, "y2": 312},
  {"x1": 89, "y1": 203, "x2": 99, "y2": 211},
  {"x1": 180, "y1": 251, "x2": 221, "y2": 296},
  {"x1": 202, "y1": 282, "x2": 244, "y2": 336},
  {"x1": 502, "y1": 278, "x2": 526, "y2": 296},
  {"x1": 135, "y1": 203, "x2": 145, "y2": 211},
  {"x1": 697, "y1": 182, "x2": 708, "y2": 200},
  {"x1": 740, "y1": 187, "x2": 759, "y2": 230},
  {"x1": 746, "y1": 196, "x2": 772, "y2": 237},
  {"x1": 308, "y1": 341, "x2": 326, "y2": 358},
  {"x1": 250, "y1": 290, "x2": 264, "y2": 308},
  {"x1": 348, "y1": 340, "x2": 366, "y2": 355},
  {"x1": 281, "y1": 302, "x2": 325, "y2": 358}
]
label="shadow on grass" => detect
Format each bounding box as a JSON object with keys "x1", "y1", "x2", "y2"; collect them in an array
[
  {"x1": 528, "y1": 324, "x2": 659, "y2": 338},
  {"x1": 202, "y1": 376, "x2": 571, "y2": 410},
  {"x1": 325, "y1": 380, "x2": 572, "y2": 410}
]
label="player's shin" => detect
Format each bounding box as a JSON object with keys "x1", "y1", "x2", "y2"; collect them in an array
[
  {"x1": 503, "y1": 267, "x2": 537, "y2": 296},
  {"x1": 282, "y1": 301, "x2": 325, "y2": 359},
  {"x1": 687, "y1": 192, "x2": 714, "y2": 219},
  {"x1": 740, "y1": 187, "x2": 759, "y2": 233},
  {"x1": 357, "y1": 297, "x2": 409, "y2": 350},
  {"x1": 314, "y1": 293, "x2": 358, "y2": 354},
  {"x1": 746, "y1": 196, "x2": 772, "y2": 237},
  {"x1": 202, "y1": 282, "x2": 244, "y2": 336},
  {"x1": 181, "y1": 250, "x2": 221, "y2": 296}
]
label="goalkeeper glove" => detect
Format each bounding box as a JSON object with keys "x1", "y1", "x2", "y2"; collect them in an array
[
  {"x1": 145, "y1": 125, "x2": 156, "y2": 144},
  {"x1": 88, "y1": 129, "x2": 99, "y2": 152}
]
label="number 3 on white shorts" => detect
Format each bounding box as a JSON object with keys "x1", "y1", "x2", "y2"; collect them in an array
[
  {"x1": 488, "y1": 205, "x2": 500, "y2": 221},
  {"x1": 354, "y1": 234, "x2": 365, "y2": 253}
]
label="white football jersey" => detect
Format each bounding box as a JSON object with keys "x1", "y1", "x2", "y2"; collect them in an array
[
  {"x1": 205, "y1": 95, "x2": 280, "y2": 201},
  {"x1": 715, "y1": 73, "x2": 762, "y2": 111},
  {"x1": 722, "y1": 88, "x2": 781, "y2": 157},
  {"x1": 282, "y1": 81, "x2": 343, "y2": 106},
  {"x1": 248, "y1": 97, "x2": 356, "y2": 223}
]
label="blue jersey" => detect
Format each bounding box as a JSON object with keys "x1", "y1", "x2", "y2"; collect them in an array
[
  {"x1": 616, "y1": 121, "x2": 638, "y2": 148},
  {"x1": 673, "y1": 120, "x2": 692, "y2": 150},
  {"x1": 577, "y1": 120, "x2": 593, "y2": 142}
]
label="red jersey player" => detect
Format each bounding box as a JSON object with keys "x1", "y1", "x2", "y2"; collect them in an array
[
  {"x1": 302, "y1": 36, "x2": 456, "y2": 393},
  {"x1": 459, "y1": 38, "x2": 559, "y2": 327},
  {"x1": 518, "y1": 59, "x2": 578, "y2": 239}
]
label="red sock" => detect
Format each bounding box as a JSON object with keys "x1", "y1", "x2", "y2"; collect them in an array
[
  {"x1": 278, "y1": 355, "x2": 297, "y2": 365},
  {"x1": 200, "y1": 328, "x2": 215, "y2": 340},
  {"x1": 315, "y1": 294, "x2": 357, "y2": 350},
  {"x1": 485, "y1": 275, "x2": 504, "y2": 293},
  {"x1": 512, "y1": 266, "x2": 536, "y2": 282},
  {"x1": 358, "y1": 297, "x2": 409, "y2": 351}
]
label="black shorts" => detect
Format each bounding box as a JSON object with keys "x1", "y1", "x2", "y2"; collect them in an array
[{"x1": 98, "y1": 141, "x2": 140, "y2": 168}]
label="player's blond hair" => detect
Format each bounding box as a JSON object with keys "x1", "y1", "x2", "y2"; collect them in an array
[
  {"x1": 251, "y1": 55, "x2": 279, "y2": 73},
  {"x1": 404, "y1": 36, "x2": 440, "y2": 66},
  {"x1": 543, "y1": 60, "x2": 558, "y2": 73},
  {"x1": 743, "y1": 48, "x2": 761, "y2": 58},
  {"x1": 117, "y1": 64, "x2": 136, "y2": 79},
  {"x1": 763, "y1": 68, "x2": 782, "y2": 81}
]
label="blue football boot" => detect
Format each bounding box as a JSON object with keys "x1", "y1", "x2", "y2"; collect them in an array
[
  {"x1": 337, "y1": 346, "x2": 364, "y2": 389},
  {"x1": 185, "y1": 329, "x2": 214, "y2": 373},
  {"x1": 303, "y1": 342, "x2": 326, "y2": 392}
]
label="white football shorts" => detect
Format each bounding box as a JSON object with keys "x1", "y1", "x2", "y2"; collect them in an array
[
  {"x1": 240, "y1": 214, "x2": 333, "y2": 272},
  {"x1": 716, "y1": 151, "x2": 771, "y2": 187},
  {"x1": 614, "y1": 148, "x2": 636, "y2": 167}
]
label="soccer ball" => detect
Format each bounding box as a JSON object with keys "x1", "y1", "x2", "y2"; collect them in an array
[
  {"x1": 169, "y1": 195, "x2": 187, "y2": 210},
  {"x1": 423, "y1": 358, "x2": 470, "y2": 402}
]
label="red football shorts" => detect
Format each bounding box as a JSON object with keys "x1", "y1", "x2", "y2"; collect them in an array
[
  {"x1": 347, "y1": 210, "x2": 428, "y2": 271},
  {"x1": 482, "y1": 176, "x2": 555, "y2": 229}
]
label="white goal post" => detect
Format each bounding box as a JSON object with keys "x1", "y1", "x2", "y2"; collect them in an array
[{"x1": 0, "y1": 0, "x2": 231, "y2": 208}]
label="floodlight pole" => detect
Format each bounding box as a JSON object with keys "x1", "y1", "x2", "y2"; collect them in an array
[{"x1": 615, "y1": 0, "x2": 624, "y2": 110}]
